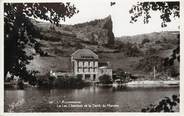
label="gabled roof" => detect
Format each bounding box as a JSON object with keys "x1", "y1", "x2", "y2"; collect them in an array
[{"x1": 71, "y1": 49, "x2": 98, "y2": 60}]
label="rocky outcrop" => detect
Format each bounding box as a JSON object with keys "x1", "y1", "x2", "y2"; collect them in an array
[
  {"x1": 72, "y1": 15, "x2": 115, "y2": 45},
  {"x1": 32, "y1": 15, "x2": 115, "y2": 46}
]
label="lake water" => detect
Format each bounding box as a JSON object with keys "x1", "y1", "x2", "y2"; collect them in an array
[{"x1": 4, "y1": 86, "x2": 179, "y2": 112}]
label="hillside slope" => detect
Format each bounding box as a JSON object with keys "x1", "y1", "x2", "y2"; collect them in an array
[{"x1": 28, "y1": 17, "x2": 179, "y2": 78}]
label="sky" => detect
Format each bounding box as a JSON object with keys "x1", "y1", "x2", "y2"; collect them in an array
[{"x1": 57, "y1": 0, "x2": 180, "y2": 37}]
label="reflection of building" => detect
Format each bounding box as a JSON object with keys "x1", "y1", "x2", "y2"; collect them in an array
[{"x1": 71, "y1": 49, "x2": 112, "y2": 82}]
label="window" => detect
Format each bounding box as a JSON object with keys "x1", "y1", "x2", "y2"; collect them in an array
[
  {"x1": 79, "y1": 68, "x2": 82, "y2": 73},
  {"x1": 77, "y1": 67, "x2": 79, "y2": 72},
  {"x1": 90, "y1": 61, "x2": 93, "y2": 67},
  {"x1": 95, "y1": 61, "x2": 98, "y2": 67},
  {"x1": 84, "y1": 68, "x2": 88, "y2": 73},
  {"x1": 79, "y1": 61, "x2": 83, "y2": 67},
  {"x1": 84, "y1": 61, "x2": 88, "y2": 67},
  {"x1": 93, "y1": 74, "x2": 96, "y2": 81}
]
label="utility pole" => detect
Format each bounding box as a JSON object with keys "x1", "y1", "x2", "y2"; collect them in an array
[{"x1": 153, "y1": 66, "x2": 156, "y2": 80}]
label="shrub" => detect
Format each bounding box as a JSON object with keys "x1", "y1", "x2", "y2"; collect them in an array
[
  {"x1": 125, "y1": 45, "x2": 142, "y2": 57},
  {"x1": 113, "y1": 69, "x2": 132, "y2": 82},
  {"x1": 136, "y1": 55, "x2": 165, "y2": 72},
  {"x1": 142, "y1": 38, "x2": 150, "y2": 45},
  {"x1": 53, "y1": 76, "x2": 88, "y2": 88},
  {"x1": 28, "y1": 76, "x2": 37, "y2": 86},
  {"x1": 37, "y1": 76, "x2": 50, "y2": 88},
  {"x1": 99, "y1": 74, "x2": 112, "y2": 84},
  {"x1": 145, "y1": 47, "x2": 157, "y2": 55},
  {"x1": 155, "y1": 40, "x2": 161, "y2": 44}
]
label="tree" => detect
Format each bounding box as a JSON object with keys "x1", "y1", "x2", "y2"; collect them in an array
[
  {"x1": 129, "y1": 2, "x2": 179, "y2": 27},
  {"x1": 141, "y1": 94, "x2": 179, "y2": 112},
  {"x1": 4, "y1": 3, "x2": 78, "y2": 80},
  {"x1": 113, "y1": 68, "x2": 131, "y2": 82},
  {"x1": 141, "y1": 38, "x2": 150, "y2": 45},
  {"x1": 99, "y1": 74, "x2": 112, "y2": 84}
]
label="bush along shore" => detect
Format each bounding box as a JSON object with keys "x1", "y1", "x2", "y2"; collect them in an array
[
  {"x1": 36, "y1": 75, "x2": 91, "y2": 89},
  {"x1": 5, "y1": 68, "x2": 179, "y2": 89}
]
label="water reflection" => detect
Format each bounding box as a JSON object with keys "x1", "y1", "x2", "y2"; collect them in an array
[
  {"x1": 5, "y1": 90, "x2": 25, "y2": 112},
  {"x1": 5, "y1": 86, "x2": 179, "y2": 112}
]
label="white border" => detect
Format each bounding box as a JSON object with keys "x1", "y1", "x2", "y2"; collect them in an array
[{"x1": 0, "y1": 0, "x2": 183, "y2": 116}]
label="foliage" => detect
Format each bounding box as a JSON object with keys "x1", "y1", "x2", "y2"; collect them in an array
[
  {"x1": 125, "y1": 45, "x2": 142, "y2": 57},
  {"x1": 115, "y1": 42, "x2": 142, "y2": 57},
  {"x1": 37, "y1": 74, "x2": 88, "y2": 89},
  {"x1": 27, "y1": 70, "x2": 39, "y2": 86},
  {"x1": 99, "y1": 74, "x2": 112, "y2": 84},
  {"x1": 137, "y1": 55, "x2": 165, "y2": 72},
  {"x1": 113, "y1": 69, "x2": 126, "y2": 80},
  {"x1": 113, "y1": 68, "x2": 132, "y2": 82},
  {"x1": 137, "y1": 55, "x2": 179, "y2": 78},
  {"x1": 4, "y1": 3, "x2": 78, "y2": 79},
  {"x1": 142, "y1": 94, "x2": 179, "y2": 112},
  {"x1": 141, "y1": 38, "x2": 150, "y2": 45},
  {"x1": 129, "y1": 2, "x2": 180, "y2": 27},
  {"x1": 145, "y1": 47, "x2": 157, "y2": 55},
  {"x1": 53, "y1": 76, "x2": 88, "y2": 88}
]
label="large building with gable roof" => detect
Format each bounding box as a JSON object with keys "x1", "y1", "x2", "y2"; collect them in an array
[{"x1": 71, "y1": 49, "x2": 112, "y2": 82}]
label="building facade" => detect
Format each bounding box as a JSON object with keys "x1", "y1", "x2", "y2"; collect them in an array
[
  {"x1": 71, "y1": 49, "x2": 112, "y2": 82},
  {"x1": 98, "y1": 66, "x2": 112, "y2": 79}
]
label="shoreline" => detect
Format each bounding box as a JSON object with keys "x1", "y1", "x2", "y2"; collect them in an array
[
  {"x1": 125, "y1": 80, "x2": 179, "y2": 88},
  {"x1": 4, "y1": 80, "x2": 180, "y2": 89}
]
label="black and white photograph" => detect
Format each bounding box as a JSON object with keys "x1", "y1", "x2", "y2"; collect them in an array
[{"x1": 3, "y1": 0, "x2": 181, "y2": 113}]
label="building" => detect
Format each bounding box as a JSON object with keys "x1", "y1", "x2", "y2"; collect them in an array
[
  {"x1": 71, "y1": 49, "x2": 112, "y2": 82},
  {"x1": 98, "y1": 63, "x2": 112, "y2": 79}
]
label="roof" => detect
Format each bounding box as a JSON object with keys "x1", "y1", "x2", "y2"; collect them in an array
[
  {"x1": 99, "y1": 61, "x2": 111, "y2": 68},
  {"x1": 99, "y1": 62, "x2": 108, "y2": 67},
  {"x1": 71, "y1": 49, "x2": 98, "y2": 60}
]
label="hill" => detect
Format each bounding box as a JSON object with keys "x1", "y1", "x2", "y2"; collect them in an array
[{"x1": 27, "y1": 17, "x2": 179, "y2": 79}]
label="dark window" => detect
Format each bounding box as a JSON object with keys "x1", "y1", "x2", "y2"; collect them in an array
[{"x1": 93, "y1": 74, "x2": 96, "y2": 81}]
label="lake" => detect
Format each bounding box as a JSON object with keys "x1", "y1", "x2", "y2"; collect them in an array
[{"x1": 4, "y1": 86, "x2": 179, "y2": 112}]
